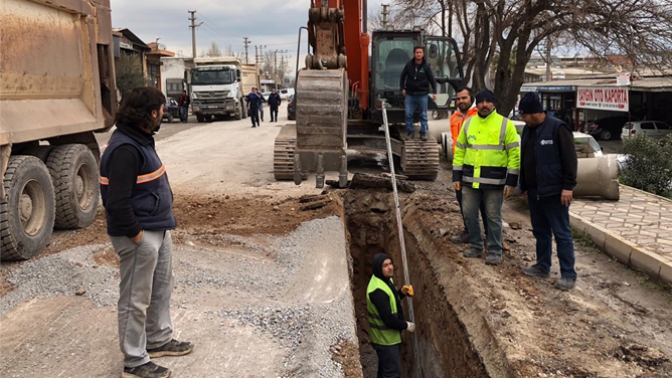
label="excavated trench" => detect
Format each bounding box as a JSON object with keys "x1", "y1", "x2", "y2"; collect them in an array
[{"x1": 342, "y1": 189, "x2": 493, "y2": 378}]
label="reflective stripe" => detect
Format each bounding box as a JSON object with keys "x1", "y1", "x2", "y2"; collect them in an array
[
  {"x1": 507, "y1": 169, "x2": 520, "y2": 175},
  {"x1": 506, "y1": 142, "x2": 520, "y2": 150},
  {"x1": 463, "y1": 176, "x2": 506, "y2": 185},
  {"x1": 499, "y1": 117, "x2": 508, "y2": 145},
  {"x1": 369, "y1": 322, "x2": 392, "y2": 331},
  {"x1": 455, "y1": 142, "x2": 466, "y2": 149},
  {"x1": 463, "y1": 117, "x2": 472, "y2": 136},
  {"x1": 453, "y1": 165, "x2": 463, "y2": 171},
  {"x1": 99, "y1": 165, "x2": 167, "y2": 186},
  {"x1": 468, "y1": 144, "x2": 505, "y2": 151}
]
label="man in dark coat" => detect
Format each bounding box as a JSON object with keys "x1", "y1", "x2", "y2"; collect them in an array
[
  {"x1": 518, "y1": 92, "x2": 578, "y2": 291},
  {"x1": 267, "y1": 88, "x2": 282, "y2": 122},
  {"x1": 246, "y1": 87, "x2": 260, "y2": 127},
  {"x1": 399, "y1": 46, "x2": 437, "y2": 141}
]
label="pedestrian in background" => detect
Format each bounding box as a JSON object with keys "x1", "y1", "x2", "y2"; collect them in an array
[
  {"x1": 400, "y1": 46, "x2": 437, "y2": 141},
  {"x1": 367, "y1": 253, "x2": 415, "y2": 378},
  {"x1": 268, "y1": 88, "x2": 282, "y2": 122},
  {"x1": 100, "y1": 87, "x2": 194, "y2": 378},
  {"x1": 452, "y1": 90, "x2": 520, "y2": 266},
  {"x1": 178, "y1": 90, "x2": 190, "y2": 123},
  {"x1": 518, "y1": 92, "x2": 578, "y2": 291},
  {"x1": 449, "y1": 86, "x2": 488, "y2": 245},
  {"x1": 247, "y1": 87, "x2": 260, "y2": 128},
  {"x1": 256, "y1": 88, "x2": 266, "y2": 122}
]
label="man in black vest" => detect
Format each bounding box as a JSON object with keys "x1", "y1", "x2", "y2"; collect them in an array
[
  {"x1": 518, "y1": 92, "x2": 578, "y2": 291},
  {"x1": 268, "y1": 88, "x2": 282, "y2": 122},
  {"x1": 100, "y1": 87, "x2": 193, "y2": 378}
]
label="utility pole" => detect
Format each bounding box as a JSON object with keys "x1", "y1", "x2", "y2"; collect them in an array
[
  {"x1": 381, "y1": 4, "x2": 389, "y2": 30},
  {"x1": 255, "y1": 46, "x2": 259, "y2": 65},
  {"x1": 545, "y1": 37, "x2": 552, "y2": 81},
  {"x1": 274, "y1": 50, "x2": 288, "y2": 89},
  {"x1": 188, "y1": 11, "x2": 202, "y2": 58},
  {"x1": 243, "y1": 37, "x2": 251, "y2": 64},
  {"x1": 258, "y1": 45, "x2": 267, "y2": 66}
]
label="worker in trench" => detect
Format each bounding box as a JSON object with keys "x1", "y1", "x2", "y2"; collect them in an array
[
  {"x1": 100, "y1": 86, "x2": 194, "y2": 378},
  {"x1": 367, "y1": 253, "x2": 415, "y2": 378}
]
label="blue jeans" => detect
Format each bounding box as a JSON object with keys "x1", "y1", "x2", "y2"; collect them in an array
[
  {"x1": 528, "y1": 190, "x2": 577, "y2": 279},
  {"x1": 180, "y1": 105, "x2": 188, "y2": 123},
  {"x1": 404, "y1": 94, "x2": 428, "y2": 134},
  {"x1": 462, "y1": 186, "x2": 503, "y2": 255},
  {"x1": 456, "y1": 188, "x2": 488, "y2": 236}
]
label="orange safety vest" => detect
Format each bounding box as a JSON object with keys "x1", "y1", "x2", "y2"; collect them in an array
[{"x1": 449, "y1": 106, "x2": 478, "y2": 154}]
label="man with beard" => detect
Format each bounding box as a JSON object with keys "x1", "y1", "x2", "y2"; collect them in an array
[
  {"x1": 452, "y1": 90, "x2": 520, "y2": 266},
  {"x1": 449, "y1": 86, "x2": 488, "y2": 245},
  {"x1": 367, "y1": 253, "x2": 415, "y2": 378},
  {"x1": 100, "y1": 87, "x2": 193, "y2": 378}
]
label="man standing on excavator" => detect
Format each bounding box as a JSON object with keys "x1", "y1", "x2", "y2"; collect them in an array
[
  {"x1": 400, "y1": 46, "x2": 437, "y2": 141},
  {"x1": 367, "y1": 253, "x2": 415, "y2": 378}
]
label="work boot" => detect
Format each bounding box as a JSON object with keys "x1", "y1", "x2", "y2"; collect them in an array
[
  {"x1": 420, "y1": 133, "x2": 428, "y2": 141},
  {"x1": 451, "y1": 232, "x2": 470, "y2": 244},
  {"x1": 123, "y1": 361, "x2": 171, "y2": 378},
  {"x1": 406, "y1": 132, "x2": 415, "y2": 140},
  {"x1": 484, "y1": 253, "x2": 502, "y2": 265},
  {"x1": 147, "y1": 339, "x2": 195, "y2": 358},
  {"x1": 522, "y1": 264, "x2": 551, "y2": 278},
  {"x1": 555, "y1": 277, "x2": 576, "y2": 291},
  {"x1": 463, "y1": 248, "x2": 483, "y2": 258}
]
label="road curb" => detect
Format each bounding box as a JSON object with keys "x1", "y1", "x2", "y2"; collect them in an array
[{"x1": 569, "y1": 212, "x2": 672, "y2": 285}]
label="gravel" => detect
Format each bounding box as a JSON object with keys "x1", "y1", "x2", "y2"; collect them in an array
[{"x1": 0, "y1": 244, "x2": 119, "y2": 316}]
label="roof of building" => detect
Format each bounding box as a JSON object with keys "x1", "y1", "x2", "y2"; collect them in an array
[
  {"x1": 112, "y1": 28, "x2": 150, "y2": 52},
  {"x1": 522, "y1": 75, "x2": 672, "y2": 92},
  {"x1": 146, "y1": 43, "x2": 175, "y2": 57}
]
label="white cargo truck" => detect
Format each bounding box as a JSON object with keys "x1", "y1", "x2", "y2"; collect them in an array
[{"x1": 190, "y1": 57, "x2": 260, "y2": 122}]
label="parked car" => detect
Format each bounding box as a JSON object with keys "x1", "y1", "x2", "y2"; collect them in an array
[
  {"x1": 621, "y1": 120, "x2": 672, "y2": 140},
  {"x1": 279, "y1": 88, "x2": 295, "y2": 100},
  {"x1": 287, "y1": 94, "x2": 296, "y2": 121},
  {"x1": 162, "y1": 98, "x2": 180, "y2": 123},
  {"x1": 585, "y1": 115, "x2": 629, "y2": 140}
]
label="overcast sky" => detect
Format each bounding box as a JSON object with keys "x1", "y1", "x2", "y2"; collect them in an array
[{"x1": 112, "y1": 0, "x2": 386, "y2": 70}]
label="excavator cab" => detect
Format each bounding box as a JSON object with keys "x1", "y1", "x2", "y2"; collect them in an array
[{"x1": 371, "y1": 31, "x2": 463, "y2": 124}]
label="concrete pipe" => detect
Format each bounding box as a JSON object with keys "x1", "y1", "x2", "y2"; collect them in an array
[{"x1": 575, "y1": 154, "x2": 620, "y2": 200}]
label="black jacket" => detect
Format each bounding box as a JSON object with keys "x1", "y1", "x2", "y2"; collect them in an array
[
  {"x1": 268, "y1": 92, "x2": 282, "y2": 107},
  {"x1": 399, "y1": 58, "x2": 437, "y2": 95},
  {"x1": 369, "y1": 253, "x2": 408, "y2": 331},
  {"x1": 520, "y1": 115, "x2": 578, "y2": 197}
]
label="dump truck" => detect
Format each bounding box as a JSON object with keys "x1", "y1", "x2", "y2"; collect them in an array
[
  {"x1": 190, "y1": 57, "x2": 260, "y2": 122},
  {"x1": 0, "y1": 0, "x2": 117, "y2": 260}
]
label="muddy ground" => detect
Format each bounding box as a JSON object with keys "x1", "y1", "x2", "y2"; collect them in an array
[{"x1": 2, "y1": 108, "x2": 672, "y2": 377}]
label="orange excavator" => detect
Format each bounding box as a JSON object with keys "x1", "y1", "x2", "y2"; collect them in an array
[{"x1": 273, "y1": 0, "x2": 464, "y2": 187}]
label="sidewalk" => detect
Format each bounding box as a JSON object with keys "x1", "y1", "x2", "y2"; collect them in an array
[{"x1": 570, "y1": 186, "x2": 672, "y2": 284}]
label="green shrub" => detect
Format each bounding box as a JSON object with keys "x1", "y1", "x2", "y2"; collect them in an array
[
  {"x1": 115, "y1": 53, "x2": 149, "y2": 98},
  {"x1": 620, "y1": 134, "x2": 672, "y2": 198}
]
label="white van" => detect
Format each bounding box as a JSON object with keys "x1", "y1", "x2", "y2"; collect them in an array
[{"x1": 279, "y1": 88, "x2": 295, "y2": 100}]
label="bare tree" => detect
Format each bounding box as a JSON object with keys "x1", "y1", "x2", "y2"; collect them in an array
[
  {"x1": 391, "y1": 0, "x2": 672, "y2": 115},
  {"x1": 204, "y1": 41, "x2": 222, "y2": 57}
]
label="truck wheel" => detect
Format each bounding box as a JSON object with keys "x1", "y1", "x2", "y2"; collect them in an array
[
  {"x1": 197, "y1": 115, "x2": 205, "y2": 123},
  {"x1": 1, "y1": 156, "x2": 56, "y2": 260},
  {"x1": 22, "y1": 145, "x2": 54, "y2": 163},
  {"x1": 167, "y1": 114, "x2": 174, "y2": 123},
  {"x1": 235, "y1": 104, "x2": 243, "y2": 120},
  {"x1": 46, "y1": 144, "x2": 99, "y2": 229}
]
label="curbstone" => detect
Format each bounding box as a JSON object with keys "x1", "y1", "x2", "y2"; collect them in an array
[
  {"x1": 603, "y1": 233, "x2": 634, "y2": 265},
  {"x1": 659, "y1": 263, "x2": 672, "y2": 285}
]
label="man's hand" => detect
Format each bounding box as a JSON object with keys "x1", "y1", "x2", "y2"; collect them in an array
[
  {"x1": 401, "y1": 285, "x2": 414, "y2": 297},
  {"x1": 406, "y1": 322, "x2": 416, "y2": 333},
  {"x1": 503, "y1": 185, "x2": 517, "y2": 200},
  {"x1": 453, "y1": 181, "x2": 462, "y2": 191},
  {"x1": 561, "y1": 190, "x2": 573, "y2": 206},
  {"x1": 432, "y1": 94, "x2": 437, "y2": 101},
  {"x1": 402, "y1": 89, "x2": 407, "y2": 97},
  {"x1": 131, "y1": 230, "x2": 144, "y2": 245}
]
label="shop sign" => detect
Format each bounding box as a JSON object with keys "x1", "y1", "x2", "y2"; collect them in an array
[{"x1": 577, "y1": 87, "x2": 629, "y2": 112}]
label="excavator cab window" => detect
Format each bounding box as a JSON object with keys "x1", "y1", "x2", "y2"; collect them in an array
[
  {"x1": 424, "y1": 37, "x2": 464, "y2": 109},
  {"x1": 371, "y1": 34, "x2": 420, "y2": 110}
]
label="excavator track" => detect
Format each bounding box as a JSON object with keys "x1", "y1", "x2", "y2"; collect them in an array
[
  {"x1": 273, "y1": 124, "x2": 307, "y2": 181},
  {"x1": 401, "y1": 139, "x2": 440, "y2": 181}
]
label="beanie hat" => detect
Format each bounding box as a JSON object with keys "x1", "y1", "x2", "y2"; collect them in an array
[
  {"x1": 475, "y1": 90, "x2": 496, "y2": 104},
  {"x1": 519, "y1": 92, "x2": 544, "y2": 114}
]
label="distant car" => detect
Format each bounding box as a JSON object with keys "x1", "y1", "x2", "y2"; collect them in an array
[
  {"x1": 585, "y1": 115, "x2": 629, "y2": 140},
  {"x1": 162, "y1": 98, "x2": 179, "y2": 123},
  {"x1": 261, "y1": 92, "x2": 271, "y2": 102},
  {"x1": 279, "y1": 88, "x2": 295, "y2": 100},
  {"x1": 621, "y1": 121, "x2": 672, "y2": 140},
  {"x1": 287, "y1": 94, "x2": 296, "y2": 121}
]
